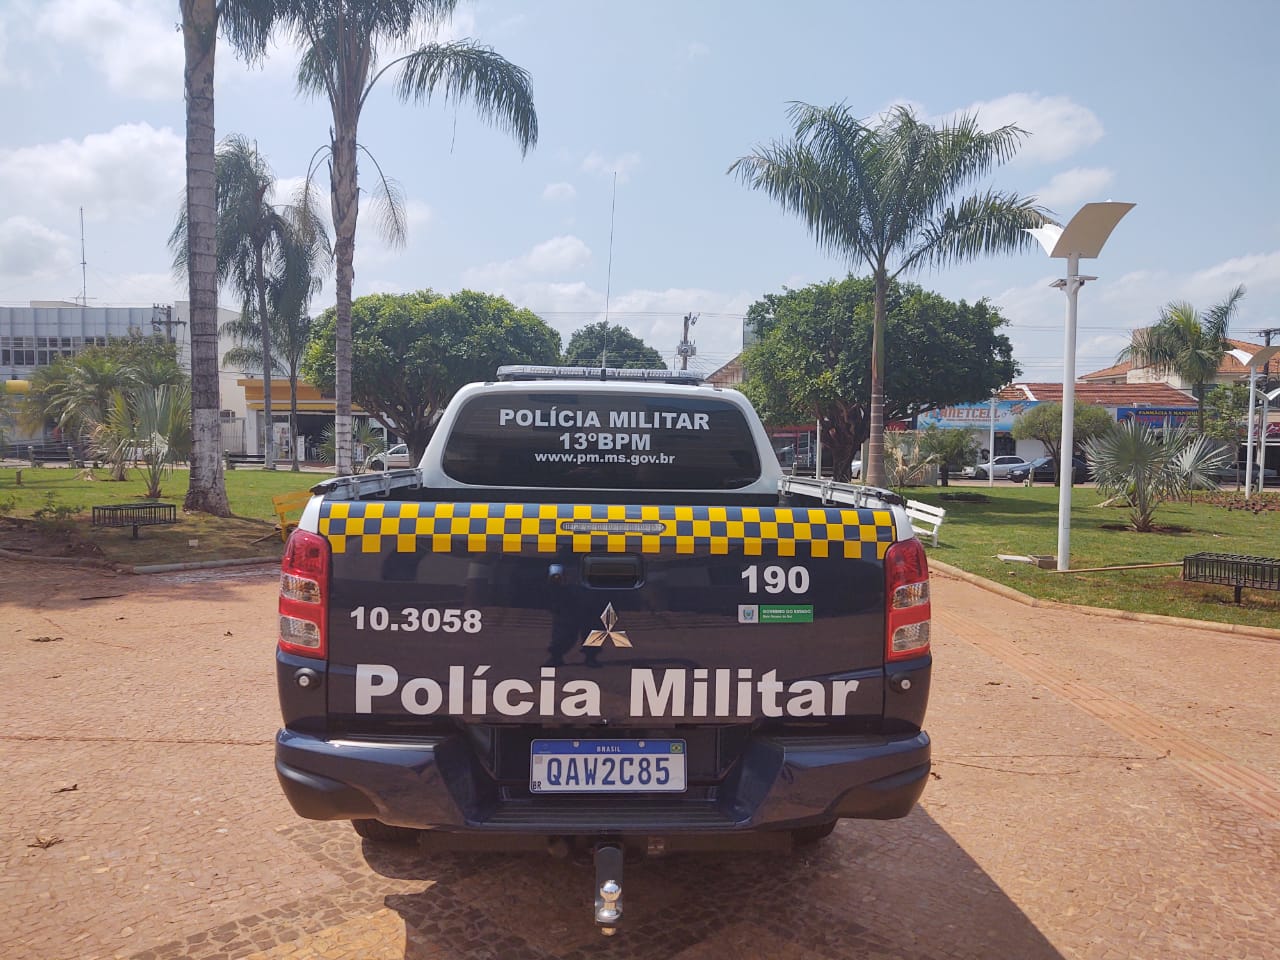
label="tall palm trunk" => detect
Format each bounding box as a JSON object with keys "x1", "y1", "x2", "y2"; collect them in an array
[
  {"x1": 330, "y1": 124, "x2": 359, "y2": 476},
  {"x1": 254, "y1": 247, "x2": 275, "y2": 469},
  {"x1": 865, "y1": 270, "x2": 889, "y2": 488},
  {"x1": 180, "y1": 0, "x2": 230, "y2": 516}
]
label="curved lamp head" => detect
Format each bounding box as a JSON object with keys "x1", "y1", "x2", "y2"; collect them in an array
[
  {"x1": 1228, "y1": 346, "x2": 1280, "y2": 369},
  {"x1": 1027, "y1": 201, "x2": 1136, "y2": 259}
]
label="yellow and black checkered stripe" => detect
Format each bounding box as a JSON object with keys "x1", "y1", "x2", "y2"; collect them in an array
[{"x1": 318, "y1": 502, "x2": 897, "y2": 560}]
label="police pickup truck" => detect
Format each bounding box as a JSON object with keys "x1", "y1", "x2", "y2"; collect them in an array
[{"x1": 275, "y1": 366, "x2": 932, "y2": 933}]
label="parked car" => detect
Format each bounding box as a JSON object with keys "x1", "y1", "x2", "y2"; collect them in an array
[
  {"x1": 1007, "y1": 456, "x2": 1090, "y2": 485},
  {"x1": 365, "y1": 442, "x2": 412, "y2": 471},
  {"x1": 963, "y1": 455, "x2": 1029, "y2": 480},
  {"x1": 850, "y1": 458, "x2": 862, "y2": 479},
  {"x1": 1205, "y1": 462, "x2": 1278, "y2": 486}
]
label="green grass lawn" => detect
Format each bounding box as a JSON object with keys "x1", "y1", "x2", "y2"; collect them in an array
[
  {"x1": 910, "y1": 483, "x2": 1280, "y2": 629},
  {"x1": 4, "y1": 465, "x2": 1278, "y2": 629},
  {"x1": 0, "y1": 464, "x2": 322, "y2": 566}
]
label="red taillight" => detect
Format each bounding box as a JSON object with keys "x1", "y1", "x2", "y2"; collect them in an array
[
  {"x1": 279, "y1": 528, "x2": 330, "y2": 658},
  {"x1": 885, "y1": 537, "x2": 931, "y2": 662}
]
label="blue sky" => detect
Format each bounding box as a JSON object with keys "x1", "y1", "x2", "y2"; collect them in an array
[{"x1": 2, "y1": 0, "x2": 1278, "y2": 381}]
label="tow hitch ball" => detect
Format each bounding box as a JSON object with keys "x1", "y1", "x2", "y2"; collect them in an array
[{"x1": 594, "y1": 842, "x2": 624, "y2": 935}]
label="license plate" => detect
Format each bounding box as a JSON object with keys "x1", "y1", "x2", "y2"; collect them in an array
[{"x1": 530, "y1": 739, "x2": 687, "y2": 793}]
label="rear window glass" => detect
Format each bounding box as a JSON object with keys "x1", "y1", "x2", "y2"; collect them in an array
[{"x1": 441, "y1": 391, "x2": 762, "y2": 489}]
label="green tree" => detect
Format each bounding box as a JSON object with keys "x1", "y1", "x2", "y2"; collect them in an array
[
  {"x1": 731, "y1": 103, "x2": 1050, "y2": 487},
  {"x1": 1011, "y1": 401, "x2": 1114, "y2": 483},
  {"x1": 1086, "y1": 421, "x2": 1230, "y2": 531},
  {"x1": 274, "y1": 0, "x2": 538, "y2": 474},
  {"x1": 563, "y1": 322, "x2": 665, "y2": 368},
  {"x1": 172, "y1": 134, "x2": 330, "y2": 470},
  {"x1": 742, "y1": 276, "x2": 1018, "y2": 482},
  {"x1": 1203, "y1": 383, "x2": 1250, "y2": 446},
  {"x1": 302, "y1": 290, "x2": 560, "y2": 462},
  {"x1": 179, "y1": 0, "x2": 277, "y2": 515},
  {"x1": 1117, "y1": 285, "x2": 1245, "y2": 433},
  {"x1": 21, "y1": 338, "x2": 186, "y2": 454}
]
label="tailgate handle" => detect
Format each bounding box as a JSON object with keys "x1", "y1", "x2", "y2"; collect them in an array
[{"x1": 583, "y1": 555, "x2": 643, "y2": 589}]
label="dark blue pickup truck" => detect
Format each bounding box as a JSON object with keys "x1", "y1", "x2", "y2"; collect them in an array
[{"x1": 275, "y1": 366, "x2": 932, "y2": 933}]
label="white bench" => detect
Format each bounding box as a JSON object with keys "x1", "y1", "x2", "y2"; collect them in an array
[{"x1": 904, "y1": 499, "x2": 947, "y2": 546}]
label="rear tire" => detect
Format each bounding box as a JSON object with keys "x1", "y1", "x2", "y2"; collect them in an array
[
  {"x1": 369, "y1": 459, "x2": 385, "y2": 472},
  {"x1": 351, "y1": 819, "x2": 421, "y2": 844},
  {"x1": 791, "y1": 820, "x2": 838, "y2": 847}
]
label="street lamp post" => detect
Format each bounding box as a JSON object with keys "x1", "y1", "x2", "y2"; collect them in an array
[
  {"x1": 1231, "y1": 346, "x2": 1280, "y2": 497},
  {"x1": 1028, "y1": 202, "x2": 1136, "y2": 572}
]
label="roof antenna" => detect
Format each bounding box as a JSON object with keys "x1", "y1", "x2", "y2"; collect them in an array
[{"x1": 601, "y1": 170, "x2": 617, "y2": 376}]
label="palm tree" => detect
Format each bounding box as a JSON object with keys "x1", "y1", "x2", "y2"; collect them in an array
[
  {"x1": 173, "y1": 136, "x2": 328, "y2": 470},
  {"x1": 1086, "y1": 420, "x2": 1230, "y2": 531},
  {"x1": 179, "y1": 0, "x2": 276, "y2": 513},
  {"x1": 92, "y1": 384, "x2": 194, "y2": 495},
  {"x1": 273, "y1": 0, "x2": 538, "y2": 474},
  {"x1": 731, "y1": 103, "x2": 1051, "y2": 487},
  {"x1": 1118, "y1": 286, "x2": 1245, "y2": 433},
  {"x1": 222, "y1": 287, "x2": 324, "y2": 471}
]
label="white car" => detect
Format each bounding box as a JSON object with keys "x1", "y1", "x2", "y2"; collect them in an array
[
  {"x1": 850, "y1": 459, "x2": 862, "y2": 479},
  {"x1": 365, "y1": 442, "x2": 412, "y2": 471},
  {"x1": 965, "y1": 455, "x2": 1028, "y2": 480}
]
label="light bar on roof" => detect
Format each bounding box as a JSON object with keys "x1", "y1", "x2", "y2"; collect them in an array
[{"x1": 496, "y1": 365, "x2": 704, "y2": 384}]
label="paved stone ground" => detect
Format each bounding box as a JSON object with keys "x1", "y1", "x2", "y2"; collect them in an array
[{"x1": 2, "y1": 562, "x2": 1277, "y2": 960}]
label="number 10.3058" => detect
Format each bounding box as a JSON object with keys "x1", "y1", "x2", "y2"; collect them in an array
[{"x1": 349, "y1": 606, "x2": 483, "y2": 633}]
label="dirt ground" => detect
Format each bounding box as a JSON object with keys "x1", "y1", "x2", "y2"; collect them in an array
[{"x1": 2, "y1": 560, "x2": 1277, "y2": 960}]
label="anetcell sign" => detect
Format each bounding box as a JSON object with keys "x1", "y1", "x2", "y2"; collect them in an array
[{"x1": 917, "y1": 400, "x2": 1038, "y2": 433}]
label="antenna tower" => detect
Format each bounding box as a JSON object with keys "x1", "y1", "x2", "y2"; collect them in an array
[{"x1": 79, "y1": 207, "x2": 88, "y2": 308}]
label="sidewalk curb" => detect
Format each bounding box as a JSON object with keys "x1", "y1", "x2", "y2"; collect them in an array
[
  {"x1": 131, "y1": 556, "x2": 279, "y2": 575},
  {"x1": 929, "y1": 558, "x2": 1280, "y2": 643}
]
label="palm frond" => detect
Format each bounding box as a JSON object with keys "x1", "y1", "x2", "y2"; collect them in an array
[
  {"x1": 902, "y1": 191, "x2": 1050, "y2": 274},
  {"x1": 393, "y1": 41, "x2": 538, "y2": 153},
  {"x1": 358, "y1": 144, "x2": 408, "y2": 248}
]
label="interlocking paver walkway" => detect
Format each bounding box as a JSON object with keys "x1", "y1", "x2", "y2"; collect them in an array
[{"x1": 1, "y1": 563, "x2": 1276, "y2": 959}]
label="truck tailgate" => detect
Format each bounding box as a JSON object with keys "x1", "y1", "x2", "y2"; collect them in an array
[{"x1": 320, "y1": 500, "x2": 897, "y2": 727}]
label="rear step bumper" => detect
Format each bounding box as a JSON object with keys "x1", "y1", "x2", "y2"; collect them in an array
[{"x1": 275, "y1": 728, "x2": 931, "y2": 832}]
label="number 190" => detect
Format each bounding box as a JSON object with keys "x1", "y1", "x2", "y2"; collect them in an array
[{"x1": 741, "y1": 565, "x2": 809, "y2": 594}]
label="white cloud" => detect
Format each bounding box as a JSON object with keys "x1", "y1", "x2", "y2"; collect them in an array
[
  {"x1": 36, "y1": 0, "x2": 181, "y2": 100},
  {"x1": 581, "y1": 151, "x2": 642, "y2": 184},
  {"x1": 461, "y1": 235, "x2": 592, "y2": 287},
  {"x1": 958, "y1": 93, "x2": 1104, "y2": 164},
  {"x1": 91, "y1": 270, "x2": 184, "y2": 305},
  {"x1": 0, "y1": 216, "x2": 75, "y2": 284},
  {"x1": 0, "y1": 123, "x2": 184, "y2": 223},
  {"x1": 542, "y1": 182, "x2": 576, "y2": 201},
  {"x1": 989, "y1": 247, "x2": 1280, "y2": 380},
  {"x1": 1033, "y1": 167, "x2": 1116, "y2": 214}
]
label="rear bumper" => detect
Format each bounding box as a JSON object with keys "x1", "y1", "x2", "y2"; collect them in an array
[{"x1": 275, "y1": 728, "x2": 930, "y2": 833}]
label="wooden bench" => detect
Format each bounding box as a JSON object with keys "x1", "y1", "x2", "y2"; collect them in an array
[
  {"x1": 271, "y1": 490, "x2": 313, "y2": 542},
  {"x1": 91, "y1": 502, "x2": 178, "y2": 539},
  {"x1": 1182, "y1": 552, "x2": 1280, "y2": 603},
  {"x1": 904, "y1": 499, "x2": 947, "y2": 547}
]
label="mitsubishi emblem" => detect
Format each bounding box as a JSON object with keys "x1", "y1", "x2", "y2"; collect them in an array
[{"x1": 583, "y1": 603, "x2": 632, "y2": 648}]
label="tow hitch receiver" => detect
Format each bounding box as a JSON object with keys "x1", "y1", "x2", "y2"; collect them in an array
[{"x1": 594, "y1": 842, "x2": 624, "y2": 935}]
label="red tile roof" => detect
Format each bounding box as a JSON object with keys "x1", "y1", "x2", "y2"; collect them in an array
[
  {"x1": 1081, "y1": 337, "x2": 1272, "y2": 380},
  {"x1": 997, "y1": 382, "x2": 1195, "y2": 406}
]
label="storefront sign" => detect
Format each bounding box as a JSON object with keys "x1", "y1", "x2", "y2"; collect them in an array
[{"x1": 917, "y1": 400, "x2": 1039, "y2": 433}]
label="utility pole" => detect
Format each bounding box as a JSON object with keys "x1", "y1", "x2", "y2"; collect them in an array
[{"x1": 677, "y1": 313, "x2": 697, "y2": 370}]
